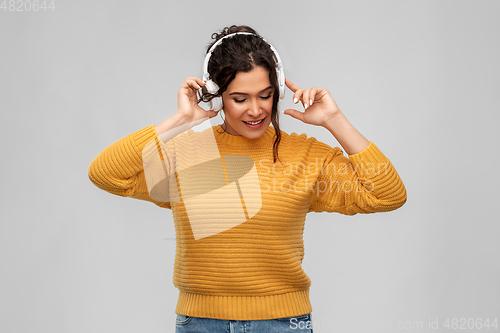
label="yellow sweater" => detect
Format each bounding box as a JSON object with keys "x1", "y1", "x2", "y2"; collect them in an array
[{"x1": 88, "y1": 123, "x2": 406, "y2": 320}]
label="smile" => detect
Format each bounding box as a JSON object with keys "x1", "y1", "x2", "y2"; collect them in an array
[{"x1": 243, "y1": 117, "x2": 265, "y2": 125}]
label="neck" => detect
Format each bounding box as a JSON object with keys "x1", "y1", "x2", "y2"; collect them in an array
[
  {"x1": 221, "y1": 122, "x2": 241, "y2": 136},
  {"x1": 214, "y1": 124, "x2": 276, "y2": 147}
]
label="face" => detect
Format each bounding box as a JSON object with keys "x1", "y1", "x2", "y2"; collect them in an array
[{"x1": 221, "y1": 66, "x2": 274, "y2": 139}]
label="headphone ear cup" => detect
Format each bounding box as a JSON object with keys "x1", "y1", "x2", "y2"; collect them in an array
[
  {"x1": 278, "y1": 69, "x2": 285, "y2": 100},
  {"x1": 205, "y1": 80, "x2": 219, "y2": 95},
  {"x1": 211, "y1": 97, "x2": 222, "y2": 112},
  {"x1": 204, "y1": 80, "x2": 222, "y2": 112}
]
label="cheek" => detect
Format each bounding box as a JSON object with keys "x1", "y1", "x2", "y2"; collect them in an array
[
  {"x1": 224, "y1": 104, "x2": 246, "y2": 121},
  {"x1": 267, "y1": 99, "x2": 274, "y2": 109},
  {"x1": 264, "y1": 99, "x2": 274, "y2": 113}
]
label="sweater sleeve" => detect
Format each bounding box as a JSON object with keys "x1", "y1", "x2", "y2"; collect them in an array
[
  {"x1": 88, "y1": 125, "x2": 172, "y2": 209},
  {"x1": 308, "y1": 141, "x2": 406, "y2": 215}
]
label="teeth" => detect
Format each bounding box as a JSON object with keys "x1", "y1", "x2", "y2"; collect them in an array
[{"x1": 244, "y1": 119, "x2": 263, "y2": 125}]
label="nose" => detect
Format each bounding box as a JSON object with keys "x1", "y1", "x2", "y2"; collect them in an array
[{"x1": 248, "y1": 99, "x2": 263, "y2": 118}]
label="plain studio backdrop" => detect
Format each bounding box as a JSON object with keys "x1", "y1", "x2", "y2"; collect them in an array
[{"x1": 1, "y1": 0, "x2": 499, "y2": 332}]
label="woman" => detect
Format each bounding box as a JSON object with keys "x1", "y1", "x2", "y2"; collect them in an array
[{"x1": 88, "y1": 25, "x2": 407, "y2": 332}]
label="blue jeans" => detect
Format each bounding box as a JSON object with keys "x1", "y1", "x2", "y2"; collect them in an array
[{"x1": 175, "y1": 312, "x2": 313, "y2": 332}]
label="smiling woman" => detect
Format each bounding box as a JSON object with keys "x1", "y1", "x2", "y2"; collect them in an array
[
  {"x1": 221, "y1": 66, "x2": 274, "y2": 138},
  {"x1": 198, "y1": 25, "x2": 285, "y2": 162},
  {"x1": 88, "y1": 24, "x2": 407, "y2": 333}
]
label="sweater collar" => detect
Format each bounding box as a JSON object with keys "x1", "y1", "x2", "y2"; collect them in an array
[{"x1": 213, "y1": 124, "x2": 276, "y2": 147}]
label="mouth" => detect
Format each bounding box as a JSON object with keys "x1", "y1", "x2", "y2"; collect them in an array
[{"x1": 242, "y1": 116, "x2": 266, "y2": 125}]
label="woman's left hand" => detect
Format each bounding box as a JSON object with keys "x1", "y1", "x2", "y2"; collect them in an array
[{"x1": 283, "y1": 78, "x2": 343, "y2": 127}]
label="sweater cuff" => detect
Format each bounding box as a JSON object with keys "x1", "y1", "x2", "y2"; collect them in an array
[
  {"x1": 121, "y1": 125, "x2": 161, "y2": 172},
  {"x1": 347, "y1": 141, "x2": 389, "y2": 177},
  {"x1": 131, "y1": 125, "x2": 159, "y2": 152},
  {"x1": 133, "y1": 125, "x2": 171, "y2": 164}
]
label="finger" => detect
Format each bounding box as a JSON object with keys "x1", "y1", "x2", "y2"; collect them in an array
[
  {"x1": 181, "y1": 78, "x2": 194, "y2": 90},
  {"x1": 285, "y1": 78, "x2": 301, "y2": 93},
  {"x1": 185, "y1": 77, "x2": 206, "y2": 90},
  {"x1": 186, "y1": 76, "x2": 204, "y2": 83},
  {"x1": 293, "y1": 88, "x2": 303, "y2": 105},
  {"x1": 303, "y1": 89, "x2": 310, "y2": 110},
  {"x1": 187, "y1": 78, "x2": 202, "y2": 90},
  {"x1": 194, "y1": 77, "x2": 207, "y2": 87},
  {"x1": 282, "y1": 108, "x2": 305, "y2": 122},
  {"x1": 207, "y1": 109, "x2": 219, "y2": 118},
  {"x1": 309, "y1": 87, "x2": 317, "y2": 106}
]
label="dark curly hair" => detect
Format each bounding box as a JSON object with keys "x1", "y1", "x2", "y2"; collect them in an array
[{"x1": 198, "y1": 25, "x2": 283, "y2": 164}]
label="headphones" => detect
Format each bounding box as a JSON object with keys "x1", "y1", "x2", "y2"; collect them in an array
[{"x1": 201, "y1": 32, "x2": 285, "y2": 112}]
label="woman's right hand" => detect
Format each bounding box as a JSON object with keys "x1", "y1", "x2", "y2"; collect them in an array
[{"x1": 176, "y1": 77, "x2": 219, "y2": 125}]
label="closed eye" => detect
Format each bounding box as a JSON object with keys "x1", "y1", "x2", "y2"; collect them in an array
[{"x1": 234, "y1": 94, "x2": 272, "y2": 103}]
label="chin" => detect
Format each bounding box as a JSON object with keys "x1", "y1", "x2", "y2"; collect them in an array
[
  {"x1": 239, "y1": 116, "x2": 271, "y2": 139},
  {"x1": 242, "y1": 129, "x2": 267, "y2": 139}
]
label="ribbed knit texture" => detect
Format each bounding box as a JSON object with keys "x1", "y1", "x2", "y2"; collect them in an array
[{"x1": 88, "y1": 123, "x2": 407, "y2": 320}]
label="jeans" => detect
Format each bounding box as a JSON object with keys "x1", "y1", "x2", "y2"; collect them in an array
[{"x1": 175, "y1": 312, "x2": 313, "y2": 332}]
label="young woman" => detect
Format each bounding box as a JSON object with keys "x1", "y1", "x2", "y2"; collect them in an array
[{"x1": 88, "y1": 25, "x2": 407, "y2": 333}]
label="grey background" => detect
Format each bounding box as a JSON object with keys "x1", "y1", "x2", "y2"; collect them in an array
[{"x1": 1, "y1": 0, "x2": 499, "y2": 332}]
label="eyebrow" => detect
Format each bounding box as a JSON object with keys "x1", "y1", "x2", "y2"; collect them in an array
[{"x1": 228, "y1": 86, "x2": 273, "y2": 96}]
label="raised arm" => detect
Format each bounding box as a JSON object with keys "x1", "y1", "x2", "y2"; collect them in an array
[
  {"x1": 87, "y1": 125, "x2": 172, "y2": 207},
  {"x1": 88, "y1": 77, "x2": 218, "y2": 207},
  {"x1": 283, "y1": 78, "x2": 406, "y2": 215}
]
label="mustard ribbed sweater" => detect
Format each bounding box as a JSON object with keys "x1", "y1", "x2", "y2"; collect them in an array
[{"x1": 88, "y1": 123, "x2": 406, "y2": 320}]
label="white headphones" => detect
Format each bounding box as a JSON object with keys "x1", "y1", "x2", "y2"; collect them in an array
[{"x1": 201, "y1": 32, "x2": 285, "y2": 112}]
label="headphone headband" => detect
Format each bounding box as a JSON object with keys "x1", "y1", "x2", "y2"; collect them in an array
[{"x1": 201, "y1": 32, "x2": 285, "y2": 112}]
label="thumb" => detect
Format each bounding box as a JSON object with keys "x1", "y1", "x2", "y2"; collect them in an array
[
  {"x1": 282, "y1": 109, "x2": 305, "y2": 122},
  {"x1": 207, "y1": 110, "x2": 219, "y2": 119}
]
